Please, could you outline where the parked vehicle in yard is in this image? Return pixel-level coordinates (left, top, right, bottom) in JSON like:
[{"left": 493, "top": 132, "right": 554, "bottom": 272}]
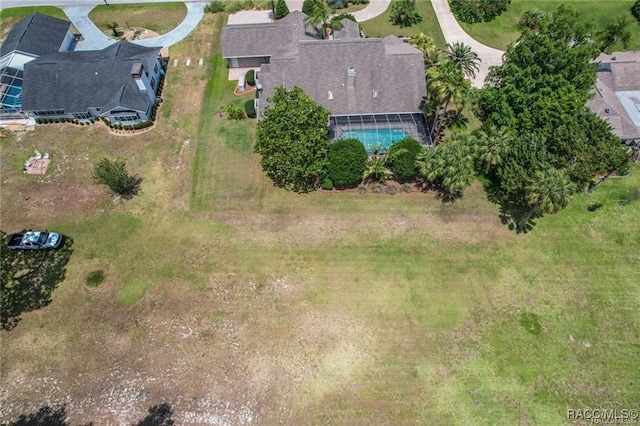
[{"left": 6, "top": 231, "right": 63, "bottom": 250}]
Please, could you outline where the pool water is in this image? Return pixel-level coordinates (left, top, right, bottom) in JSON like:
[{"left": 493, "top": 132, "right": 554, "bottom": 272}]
[{"left": 340, "top": 128, "right": 409, "bottom": 152}]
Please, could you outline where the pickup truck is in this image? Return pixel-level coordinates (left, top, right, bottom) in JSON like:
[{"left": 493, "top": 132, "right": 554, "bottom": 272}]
[{"left": 6, "top": 231, "right": 63, "bottom": 250}]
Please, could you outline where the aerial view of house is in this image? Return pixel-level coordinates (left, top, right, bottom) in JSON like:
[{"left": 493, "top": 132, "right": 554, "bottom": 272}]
[{"left": 0, "top": 0, "right": 638, "bottom": 423}]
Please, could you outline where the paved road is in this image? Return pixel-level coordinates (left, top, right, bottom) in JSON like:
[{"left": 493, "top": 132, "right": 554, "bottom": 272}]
[{"left": 430, "top": 0, "right": 504, "bottom": 87}]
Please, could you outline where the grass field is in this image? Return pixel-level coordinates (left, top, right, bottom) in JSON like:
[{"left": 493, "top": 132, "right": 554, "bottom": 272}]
[
  {"left": 88, "top": 3, "right": 187, "bottom": 35},
  {"left": 1, "top": 6, "right": 639, "bottom": 425},
  {"left": 458, "top": 0, "right": 640, "bottom": 50},
  {"left": 360, "top": 0, "right": 447, "bottom": 46}
]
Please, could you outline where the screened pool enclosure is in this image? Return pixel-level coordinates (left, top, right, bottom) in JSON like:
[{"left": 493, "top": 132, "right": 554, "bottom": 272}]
[{"left": 328, "top": 113, "right": 432, "bottom": 152}]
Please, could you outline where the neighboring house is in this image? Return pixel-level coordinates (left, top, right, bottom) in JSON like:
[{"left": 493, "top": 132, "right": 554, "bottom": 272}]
[
  {"left": 587, "top": 52, "right": 640, "bottom": 150},
  {"left": 1, "top": 13, "right": 163, "bottom": 125},
  {"left": 23, "top": 41, "right": 163, "bottom": 125},
  {"left": 0, "top": 13, "right": 75, "bottom": 118},
  {"left": 222, "top": 11, "right": 431, "bottom": 146}
]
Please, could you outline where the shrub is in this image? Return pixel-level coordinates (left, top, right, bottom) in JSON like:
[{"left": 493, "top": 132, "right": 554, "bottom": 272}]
[
  {"left": 449, "top": 0, "right": 511, "bottom": 24},
  {"left": 93, "top": 158, "right": 143, "bottom": 199},
  {"left": 388, "top": 137, "right": 423, "bottom": 182},
  {"left": 244, "top": 100, "right": 256, "bottom": 118},
  {"left": 227, "top": 104, "right": 245, "bottom": 120},
  {"left": 274, "top": 0, "right": 290, "bottom": 19},
  {"left": 632, "top": 0, "right": 640, "bottom": 23},
  {"left": 327, "top": 0, "right": 348, "bottom": 9},
  {"left": 618, "top": 163, "right": 631, "bottom": 176},
  {"left": 326, "top": 138, "right": 368, "bottom": 189},
  {"left": 245, "top": 69, "right": 256, "bottom": 86},
  {"left": 225, "top": 1, "right": 244, "bottom": 13},
  {"left": 389, "top": 0, "right": 422, "bottom": 28},
  {"left": 302, "top": 0, "right": 322, "bottom": 15},
  {"left": 321, "top": 177, "right": 334, "bottom": 190},
  {"left": 205, "top": 0, "right": 224, "bottom": 13},
  {"left": 86, "top": 270, "right": 105, "bottom": 288}
]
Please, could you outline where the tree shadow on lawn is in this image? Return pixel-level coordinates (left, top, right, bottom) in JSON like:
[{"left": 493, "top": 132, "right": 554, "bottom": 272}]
[
  {"left": 416, "top": 179, "right": 464, "bottom": 204},
  {"left": 10, "top": 403, "right": 68, "bottom": 426},
  {"left": 134, "top": 403, "right": 175, "bottom": 426},
  {"left": 482, "top": 177, "right": 537, "bottom": 234},
  {"left": 1, "top": 233, "right": 74, "bottom": 330}
]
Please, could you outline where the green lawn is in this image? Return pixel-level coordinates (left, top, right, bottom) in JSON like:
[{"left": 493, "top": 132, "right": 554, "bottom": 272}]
[
  {"left": 88, "top": 2, "right": 187, "bottom": 35},
  {"left": 360, "top": 0, "right": 447, "bottom": 46},
  {"left": 459, "top": 0, "right": 640, "bottom": 50},
  {"left": 0, "top": 6, "right": 639, "bottom": 425}
]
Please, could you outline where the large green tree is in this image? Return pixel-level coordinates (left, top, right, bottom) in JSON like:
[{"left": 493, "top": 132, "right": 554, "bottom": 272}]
[
  {"left": 517, "top": 168, "right": 575, "bottom": 232},
  {"left": 254, "top": 86, "right": 330, "bottom": 192},
  {"left": 388, "top": 0, "right": 422, "bottom": 28},
  {"left": 326, "top": 138, "right": 368, "bottom": 189},
  {"left": 474, "top": 5, "right": 627, "bottom": 193},
  {"left": 93, "top": 158, "right": 142, "bottom": 199}
]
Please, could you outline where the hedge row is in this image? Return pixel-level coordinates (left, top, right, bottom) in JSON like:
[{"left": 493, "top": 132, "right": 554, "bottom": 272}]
[{"left": 449, "top": 0, "right": 511, "bottom": 24}]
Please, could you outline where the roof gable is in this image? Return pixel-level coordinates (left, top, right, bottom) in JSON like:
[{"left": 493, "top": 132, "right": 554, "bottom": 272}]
[{"left": 0, "top": 13, "right": 71, "bottom": 57}]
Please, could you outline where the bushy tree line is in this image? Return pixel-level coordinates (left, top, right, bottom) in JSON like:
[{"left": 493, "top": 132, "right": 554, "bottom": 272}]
[
  {"left": 473, "top": 5, "right": 630, "bottom": 231},
  {"left": 632, "top": 0, "right": 640, "bottom": 23},
  {"left": 449, "top": 0, "right": 511, "bottom": 24}
]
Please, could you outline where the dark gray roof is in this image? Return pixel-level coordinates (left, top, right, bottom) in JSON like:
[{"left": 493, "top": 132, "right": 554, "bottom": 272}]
[
  {"left": 222, "top": 10, "right": 315, "bottom": 58},
  {"left": 587, "top": 51, "right": 640, "bottom": 141},
  {"left": 22, "top": 41, "right": 161, "bottom": 113},
  {"left": 333, "top": 19, "right": 360, "bottom": 40},
  {"left": 0, "top": 13, "right": 71, "bottom": 57},
  {"left": 259, "top": 37, "right": 426, "bottom": 116}
]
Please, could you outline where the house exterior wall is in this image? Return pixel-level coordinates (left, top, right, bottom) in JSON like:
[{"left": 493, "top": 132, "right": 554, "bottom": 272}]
[
  {"left": 228, "top": 56, "right": 269, "bottom": 68},
  {"left": 59, "top": 29, "right": 75, "bottom": 52}
]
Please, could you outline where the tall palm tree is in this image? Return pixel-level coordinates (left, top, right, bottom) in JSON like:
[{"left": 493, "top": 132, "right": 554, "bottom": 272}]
[
  {"left": 304, "top": 2, "right": 335, "bottom": 39},
  {"left": 416, "top": 133, "right": 475, "bottom": 196},
  {"left": 426, "top": 61, "right": 470, "bottom": 142},
  {"left": 517, "top": 168, "right": 575, "bottom": 232},
  {"left": 596, "top": 16, "right": 631, "bottom": 52},
  {"left": 445, "top": 41, "right": 481, "bottom": 80}
]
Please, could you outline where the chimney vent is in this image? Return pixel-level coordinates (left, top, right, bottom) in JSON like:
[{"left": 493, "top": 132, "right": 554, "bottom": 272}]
[
  {"left": 131, "top": 63, "right": 143, "bottom": 78},
  {"left": 347, "top": 66, "right": 355, "bottom": 88}
]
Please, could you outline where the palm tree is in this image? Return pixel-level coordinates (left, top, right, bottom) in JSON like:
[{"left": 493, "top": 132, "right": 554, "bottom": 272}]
[
  {"left": 518, "top": 8, "right": 547, "bottom": 32},
  {"left": 106, "top": 22, "right": 120, "bottom": 37},
  {"left": 426, "top": 61, "right": 470, "bottom": 142},
  {"left": 445, "top": 41, "right": 481, "bottom": 80},
  {"left": 517, "top": 168, "right": 575, "bottom": 232},
  {"left": 362, "top": 147, "right": 406, "bottom": 184},
  {"left": 416, "top": 133, "right": 475, "bottom": 196},
  {"left": 596, "top": 16, "right": 631, "bottom": 52},
  {"left": 474, "top": 127, "right": 512, "bottom": 173},
  {"left": 304, "top": 2, "right": 335, "bottom": 39}
]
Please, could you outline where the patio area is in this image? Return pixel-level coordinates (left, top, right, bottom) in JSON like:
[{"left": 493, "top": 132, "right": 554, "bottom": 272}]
[{"left": 24, "top": 152, "right": 51, "bottom": 174}]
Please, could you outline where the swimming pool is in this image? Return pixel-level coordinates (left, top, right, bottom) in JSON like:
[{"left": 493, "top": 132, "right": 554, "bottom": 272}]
[{"left": 340, "top": 128, "right": 410, "bottom": 152}]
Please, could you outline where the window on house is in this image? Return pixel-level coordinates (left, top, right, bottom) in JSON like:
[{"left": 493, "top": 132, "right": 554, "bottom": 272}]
[
  {"left": 114, "top": 114, "right": 139, "bottom": 123},
  {"left": 34, "top": 110, "right": 65, "bottom": 116},
  {"left": 73, "top": 112, "right": 93, "bottom": 120},
  {"left": 150, "top": 77, "right": 156, "bottom": 90},
  {"left": 154, "top": 63, "right": 159, "bottom": 74}
]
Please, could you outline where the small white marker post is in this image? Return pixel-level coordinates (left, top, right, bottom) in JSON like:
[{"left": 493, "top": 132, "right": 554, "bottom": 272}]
[
  {"left": 173, "top": 59, "right": 178, "bottom": 67},
  {"left": 186, "top": 58, "right": 191, "bottom": 66},
  {"left": 198, "top": 58, "right": 204, "bottom": 66}
]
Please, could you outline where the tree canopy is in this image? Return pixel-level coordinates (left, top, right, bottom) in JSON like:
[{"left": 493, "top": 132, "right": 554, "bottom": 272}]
[
  {"left": 326, "top": 138, "right": 368, "bottom": 189},
  {"left": 389, "top": 0, "right": 422, "bottom": 28},
  {"left": 254, "top": 86, "right": 330, "bottom": 193}
]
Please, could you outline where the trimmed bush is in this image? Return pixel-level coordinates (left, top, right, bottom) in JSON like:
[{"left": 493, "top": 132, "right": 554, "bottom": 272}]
[
  {"left": 388, "top": 137, "right": 423, "bottom": 183},
  {"left": 321, "top": 177, "right": 334, "bottom": 190},
  {"left": 227, "top": 104, "right": 245, "bottom": 120},
  {"left": 274, "top": 0, "right": 290, "bottom": 19},
  {"left": 245, "top": 69, "right": 256, "bottom": 86},
  {"left": 327, "top": 0, "right": 348, "bottom": 9},
  {"left": 449, "top": 0, "right": 511, "bottom": 24},
  {"left": 244, "top": 100, "right": 256, "bottom": 118},
  {"left": 326, "top": 138, "right": 368, "bottom": 189},
  {"left": 302, "top": 0, "right": 322, "bottom": 15}
]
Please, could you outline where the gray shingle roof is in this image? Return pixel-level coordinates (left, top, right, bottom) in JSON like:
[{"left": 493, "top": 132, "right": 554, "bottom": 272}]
[
  {"left": 0, "top": 13, "right": 71, "bottom": 57},
  {"left": 258, "top": 37, "right": 426, "bottom": 116},
  {"left": 22, "top": 41, "right": 161, "bottom": 113},
  {"left": 222, "top": 10, "right": 315, "bottom": 59},
  {"left": 333, "top": 19, "right": 360, "bottom": 40},
  {"left": 587, "top": 51, "right": 640, "bottom": 141}
]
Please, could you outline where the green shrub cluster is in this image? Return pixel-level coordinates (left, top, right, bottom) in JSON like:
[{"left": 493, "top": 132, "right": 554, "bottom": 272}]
[
  {"left": 86, "top": 270, "right": 105, "bottom": 288},
  {"left": 245, "top": 69, "right": 256, "bottom": 86},
  {"left": 227, "top": 105, "right": 245, "bottom": 120},
  {"left": 388, "top": 138, "right": 423, "bottom": 183},
  {"left": 449, "top": 0, "right": 511, "bottom": 24},
  {"left": 326, "top": 138, "right": 368, "bottom": 189},
  {"left": 321, "top": 177, "right": 334, "bottom": 190},
  {"left": 632, "top": 0, "right": 640, "bottom": 23},
  {"left": 244, "top": 100, "right": 256, "bottom": 118},
  {"left": 206, "top": 0, "right": 272, "bottom": 13}
]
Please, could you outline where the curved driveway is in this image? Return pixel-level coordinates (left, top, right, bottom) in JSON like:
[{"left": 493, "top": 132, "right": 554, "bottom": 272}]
[
  {"left": 65, "top": 2, "right": 205, "bottom": 50},
  {"left": 285, "top": 0, "right": 391, "bottom": 22},
  {"left": 430, "top": 0, "right": 504, "bottom": 87}
]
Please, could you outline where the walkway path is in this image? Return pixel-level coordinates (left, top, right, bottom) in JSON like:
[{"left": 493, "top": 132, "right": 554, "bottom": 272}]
[
  {"left": 430, "top": 0, "right": 504, "bottom": 87},
  {"left": 285, "top": 0, "right": 391, "bottom": 22}
]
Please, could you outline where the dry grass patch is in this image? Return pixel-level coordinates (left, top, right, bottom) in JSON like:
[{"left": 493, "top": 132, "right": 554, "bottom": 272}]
[{"left": 88, "top": 3, "right": 187, "bottom": 35}]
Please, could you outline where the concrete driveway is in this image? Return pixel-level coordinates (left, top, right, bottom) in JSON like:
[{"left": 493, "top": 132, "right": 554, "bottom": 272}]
[
  {"left": 430, "top": 0, "right": 504, "bottom": 87},
  {"left": 284, "top": 0, "right": 390, "bottom": 22},
  {"left": 59, "top": 2, "right": 206, "bottom": 50}
]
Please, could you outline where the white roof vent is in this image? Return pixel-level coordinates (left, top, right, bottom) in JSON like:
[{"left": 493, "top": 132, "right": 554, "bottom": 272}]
[
  {"left": 373, "top": 89, "right": 378, "bottom": 99},
  {"left": 328, "top": 91, "right": 333, "bottom": 100}
]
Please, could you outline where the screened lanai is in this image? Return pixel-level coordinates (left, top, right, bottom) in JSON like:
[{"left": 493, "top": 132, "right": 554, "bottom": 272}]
[
  {"left": 0, "top": 66, "right": 26, "bottom": 119},
  {"left": 328, "top": 113, "right": 433, "bottom": 152}
]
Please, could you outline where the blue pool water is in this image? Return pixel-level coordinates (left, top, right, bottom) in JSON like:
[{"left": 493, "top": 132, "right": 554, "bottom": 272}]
[{"left": 340, "top": 128, "right": 409, "bottom": 152}]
